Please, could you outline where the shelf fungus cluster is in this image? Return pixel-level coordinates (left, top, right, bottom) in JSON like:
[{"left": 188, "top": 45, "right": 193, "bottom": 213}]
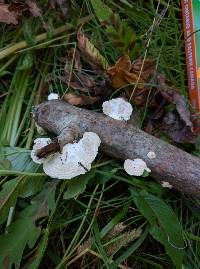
[
  {"left": 31, "top": 132, "right": 101, "bottom": 179},
  {"left": 102, "top": 98, "right": 133, "bottom": 121}
]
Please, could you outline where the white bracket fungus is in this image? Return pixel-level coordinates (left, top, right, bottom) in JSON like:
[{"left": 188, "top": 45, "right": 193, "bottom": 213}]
[
  {"left": 147, "top": 151, "right": 156, "bottom": 159},
  {"left": 124, "top": 158, "right": 151, "bottom": 176},
  {"left": 48, "top": 93, "right": 59, "bottom": 100},
  {"left": 43, "top": 132, "right": 101, "bottom": 179},
  {"left": 161, "top": 181, "right": 173, "bottom": 189},
  {"left": 102, "top": 98, "right": 133, "bottom": 121},
  {"left": 31, "top": 138, "right": 51, "bottom": 164}
]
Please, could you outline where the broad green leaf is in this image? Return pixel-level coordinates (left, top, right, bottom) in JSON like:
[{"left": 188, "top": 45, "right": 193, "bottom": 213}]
[
  {"left": 26, "top": 233, "right": 49, "bottom": 269},
  {"left": 0, "top": 176, "right": 26, "bottom": 224},
  {"left": 0, "top": 181, "right": 57, "bottom": 269},
  {"left": 63, "top": 169, "right": 96, "bottom": 200},
  {"left": 0, "top": 146, "right": 45, "bottom": 224},
  {"left": 131, "top": 189, "right": 184, "bottom": 269},
  {"left": 0, "top": 146, "right": 40, "bottom": 174}
]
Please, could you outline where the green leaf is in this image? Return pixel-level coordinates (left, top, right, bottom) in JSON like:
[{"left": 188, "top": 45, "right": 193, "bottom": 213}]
[
  {"left": 90, "top": 0, "right": 137, "bottom": 53},
  {"left": 17, "top": 53, "right": 33, "bottom": 71},
  {"left": 0, "top": 176, "right": 26, "bottom": 224},
  {"left": 90, "top": 0, "right": 112, "bottom": 22},
  {"left": 0, "top": 181, "right": 57, "bottom": 269},
  {"left": 130, "top": 189, "right": 184, "bottom": 269},
  {"left": 26, "top": 233, "right": 49, "bottom": 269},
  {"left": 100, "top": 201, "right": 131, "bottom": 238},
  {"left": 94, "top": 165, "right": 113, "bottom": 184},
  {"left": 0, "top": 159, "right": 11, "bottom": 170},
  {"left": 63, "top": 169, "right": 96, "bottom": 200},
  {"left": 0, "top": 146, "right": 40, "bottom": 174}
]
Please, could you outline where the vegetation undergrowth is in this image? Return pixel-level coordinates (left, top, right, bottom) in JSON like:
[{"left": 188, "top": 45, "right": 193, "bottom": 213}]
[{"left": 0, "top": 1, "right": 200, "bottom": 268}]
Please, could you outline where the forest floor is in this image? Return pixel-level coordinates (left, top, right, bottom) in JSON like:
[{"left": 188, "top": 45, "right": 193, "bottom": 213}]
[{"left": 0, "top": 1, "right": 200, "bottom": 268}]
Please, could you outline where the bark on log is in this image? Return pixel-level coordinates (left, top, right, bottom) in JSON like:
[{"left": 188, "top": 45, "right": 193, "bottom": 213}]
[{"left": 33, "top": 100, "right": 200, "bottom": 196}]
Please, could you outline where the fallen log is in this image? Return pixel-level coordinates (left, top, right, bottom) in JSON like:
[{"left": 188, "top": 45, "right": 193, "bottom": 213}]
[{"left": 33, "top": 100, "right": 200, "bottom": 196}]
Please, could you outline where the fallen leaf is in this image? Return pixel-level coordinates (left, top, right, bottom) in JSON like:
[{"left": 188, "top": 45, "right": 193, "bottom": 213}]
[
  {"left": 63, "top": 93, "right": 99, "bottom": 106},
  {"left": 77, "top": 30, "right": 109, "bottom": 71},
  {"left": 107, "top": 55, "right": 144, "bottom": 89},
  {"left": 0, "top": 4, "right": 18, "bottom": 24},
  {"left": 60, "top": 50, "right": 102, "bottom": 93},
  {"left": 26, "top": 0, "right": 42, "bottom": 18},
  {"left": 158, "top": 74, "right": 193, "bottom": 130},
  {"left": 50, "top": 0, "right": 69, "bottom": 18},
  {"left": 162, "top": 112, "right": 196, "bottom": 143},
  {"left": 0, "top": 1, "right": 43, "bottom": 25},
  {"left": 68, "top": 47, "right": 82, "bottom": 70},
  {"left": 131, "top": 58, "right": 155, "bottom": 81}
]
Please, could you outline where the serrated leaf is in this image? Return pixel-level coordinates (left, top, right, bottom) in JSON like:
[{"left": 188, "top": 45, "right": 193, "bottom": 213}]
[
  {"left": 63, "top": 169, "right": 96, "bottom": 200},
  {"left": 25, "top": 233, "right": 49, "bottom": 269},
  {"left": 77, "top": 31, "right": 109, "bottom": 70},
  {"left": 0, "top": 176, "right": 26, "bottom": 224},
  {"left": 0, "top": 181, "right": 57, "bottom": 269},
  {"left": 130, "top": 189, "right": 184, "bottom": 269}
]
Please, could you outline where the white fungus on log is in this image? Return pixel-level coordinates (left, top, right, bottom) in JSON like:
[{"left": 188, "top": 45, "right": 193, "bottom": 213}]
[
  {"left": 147, "top": 151, "right": 156, "bottom": 159},
  {"left": 48, "top": 93, "right": 59, "bottom": 100},
  {"left": 31, "top": 138, "right": 51, "bottom": 164},
  {"left": 161, "top": 181, "right": 173, "bottom": 189},
  {"left": 102, "top": 98, "right": 133, "bottom": 121},
  {"left": 124, "top": 158, "right": 151, "bottom": 176},
  {"left": 35, "top": 122, "right": 46, "bottom": 135},
  {"left": 43, "top": 132, "right": 101, "bottom": 179}
]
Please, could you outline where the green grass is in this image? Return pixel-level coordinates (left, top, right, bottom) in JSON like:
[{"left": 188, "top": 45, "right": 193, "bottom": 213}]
[{"left": 0, "top": 1, "right": 200, "bottom": 268}]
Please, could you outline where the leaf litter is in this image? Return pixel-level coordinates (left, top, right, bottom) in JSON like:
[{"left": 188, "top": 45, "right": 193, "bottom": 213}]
[{"left": 60, "top": 38, "right": 195, "bottom": 144}]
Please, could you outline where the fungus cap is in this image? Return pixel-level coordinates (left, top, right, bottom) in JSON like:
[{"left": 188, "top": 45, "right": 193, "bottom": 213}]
[
  {"left": 48, "top": 93, "right": 59, "bottom": 100},
  {"left": 102, "top": 98, "right": 133, "bottom": 121},
  {"left": 43, "top": 132, "right": 101, "bottom": 179},
  {"left": 161, "top": 181, "right": 173, "bottom": 189},
  {"left": 147, "top": 151, "right": 156, "bottom": 159},
  {"left": 31, "top": 138, "right": 51, "bottom": 164},
  {"left": 124, "top": 158, "right": 151, "bottom": 176}
]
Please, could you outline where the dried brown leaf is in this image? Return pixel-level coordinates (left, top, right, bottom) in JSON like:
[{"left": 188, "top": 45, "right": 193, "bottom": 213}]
[
  {"left": 68, "top": 48, "right": 82, "bottom": 70},
  {"left": 0, "top": 4, "right": 18, "bottom": 24},
  {"left": 131, "top": 58, "right": 155, "bottom": 81},
  {"left": 63, "top": 93, "right": 99, "bottom": 106},
  {"left": 158, "top": 74, "right": 193, "bottom": 130},
  {"left": 162, "top": 112, "right": 196, "bottom": 143},
  {"left": 77, "top": 30, "right": 109, "bottom": 71},
  {"left": 26, "top": 0, "right": 42, "bottom": 17}
]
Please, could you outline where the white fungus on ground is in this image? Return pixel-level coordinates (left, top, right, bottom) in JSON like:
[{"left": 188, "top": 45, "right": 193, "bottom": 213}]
[
  {"left": 31, "top": 138, "right": 51, "bottom": 164},
  {"left": 161, "top": 181, "right": 173, "bottom": 189},
  {"left": 43, "top": 132, "right": 101, "bottom": 179},
  {"left": 147, "top": 151, "right": 156, "bottom": 159},
  {"left": 124, "top": 158, "right": 151, "bottom": 176},
  {"left": 48, "top": 93, "right": 59, "bottom": 100},
  {"left": 102, "top": 98, "right": 133, "bottom": 121}
]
